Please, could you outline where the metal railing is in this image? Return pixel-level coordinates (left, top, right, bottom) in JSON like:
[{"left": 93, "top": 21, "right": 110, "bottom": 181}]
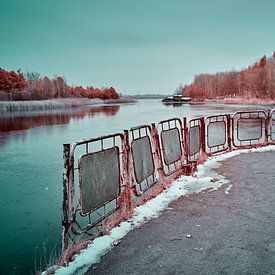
[{"left": 61, "top": 109, "right": 274, "bottom": 256}]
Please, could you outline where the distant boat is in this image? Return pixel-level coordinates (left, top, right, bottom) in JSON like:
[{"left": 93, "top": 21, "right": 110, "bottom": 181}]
[{"left": 162, "top": 95, "right": 191, "bottom": 103}]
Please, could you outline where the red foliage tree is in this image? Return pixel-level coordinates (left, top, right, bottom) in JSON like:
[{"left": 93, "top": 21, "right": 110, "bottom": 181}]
[
  {"left": 259, "top": 55, "right": 267, "bottom": 67},
  {"left": 0, "top": 67, "right": 120, "bottom": 101},
  {"left": 182, "top": 52, "right": 275, "bottom": 100},
  {"left": 0, "top": 69, "right": 28, "bottom": 92}
]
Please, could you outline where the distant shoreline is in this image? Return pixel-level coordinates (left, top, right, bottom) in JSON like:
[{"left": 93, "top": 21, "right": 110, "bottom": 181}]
[
  {"left": 204, "top": 97, "right": 275, "bottom": 105},
  {"left": 1, "top": 96, "right": 273, "bottom": 113},
  {"left": 0, "top": 97, "right": 137, "bottom": 112}
]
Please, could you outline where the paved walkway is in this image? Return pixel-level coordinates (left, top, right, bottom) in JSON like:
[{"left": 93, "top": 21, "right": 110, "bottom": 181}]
[{"left": 86, "top": 151, "right": 275, "bottom": 275}]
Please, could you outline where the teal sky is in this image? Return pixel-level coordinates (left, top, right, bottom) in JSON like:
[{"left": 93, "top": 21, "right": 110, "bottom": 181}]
[{"left": 1, "top": 0, "right": 275, "bottom": 94}]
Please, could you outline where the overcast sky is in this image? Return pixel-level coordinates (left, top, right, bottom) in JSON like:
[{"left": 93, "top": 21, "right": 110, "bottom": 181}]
[{"left": 1, "top": 0, "right": 275, "bottom": 94}]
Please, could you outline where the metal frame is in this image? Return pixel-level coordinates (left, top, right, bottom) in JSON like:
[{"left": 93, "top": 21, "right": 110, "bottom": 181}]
[
  {"left": 65, "top": 133, "right": 124, "bottom": 237},
  {"left": 130, "top": 125, "right": 157, "bottom": 196},
  {"left": 158, "top": 118, "right": 185, "bottom": 176},
  {"left": 232, "top": 111, "right": 266, "bottom": 147},
  {"left": 188, "top": 118, "right": 202, "bottom": 161},
  {"left": 78, "top": 146, "right": 121, "bottom": 216},
  {"left": 205, "top": 114, "right": 229, "bottom": 154}
]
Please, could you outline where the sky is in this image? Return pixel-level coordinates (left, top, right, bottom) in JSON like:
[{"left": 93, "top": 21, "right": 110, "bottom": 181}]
[{"left": 0, "top": 0, "right": 275, "bottom": 94}]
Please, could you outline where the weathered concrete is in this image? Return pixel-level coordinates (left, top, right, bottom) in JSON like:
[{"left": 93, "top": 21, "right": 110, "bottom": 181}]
[{"left": 86, "top": 151, "right": 275, "bottom": 275}]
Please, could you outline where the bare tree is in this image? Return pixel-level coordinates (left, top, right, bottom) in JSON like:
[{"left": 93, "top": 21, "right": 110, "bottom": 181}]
[
  {"left": 174, "top": 83, "right": 183, "bottom": 95},
  {"left": 25, "top": 71, "right": 40, "bottom": 84}
]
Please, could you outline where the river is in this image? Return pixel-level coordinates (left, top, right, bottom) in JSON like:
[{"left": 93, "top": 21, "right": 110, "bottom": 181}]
[{"left": 0, "top": 99, "right": 273, "bottom": 274}]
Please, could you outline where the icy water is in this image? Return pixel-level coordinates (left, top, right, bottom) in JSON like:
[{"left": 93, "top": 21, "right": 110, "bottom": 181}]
[{"left": 0, "top": 99, "right": 273, "bottom": 274}]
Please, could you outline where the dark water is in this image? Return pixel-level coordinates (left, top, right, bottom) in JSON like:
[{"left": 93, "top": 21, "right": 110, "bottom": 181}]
[{"left": 0, "top": 100, "right": 272, "bottom": 274}]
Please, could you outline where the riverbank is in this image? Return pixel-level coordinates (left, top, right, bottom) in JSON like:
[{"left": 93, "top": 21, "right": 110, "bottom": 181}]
[{"left": 0, "top": 97, "right": 137, "bottom": 112}]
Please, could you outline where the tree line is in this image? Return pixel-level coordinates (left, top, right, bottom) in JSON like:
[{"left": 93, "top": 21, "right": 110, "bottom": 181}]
[
  {"left": 182, "top": 52, "right": 275, "bottom": 100},
  {"left": 0, "top": 69, "right": 119, "bottom": 101}
]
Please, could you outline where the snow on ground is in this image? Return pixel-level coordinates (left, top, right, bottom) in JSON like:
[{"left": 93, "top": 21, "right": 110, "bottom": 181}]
[
  {"left": 225, "top": 184, "right": 233, "bottom": 194},
  {"left": 52, "top": 145, "right": 275, "bottom": 275}
]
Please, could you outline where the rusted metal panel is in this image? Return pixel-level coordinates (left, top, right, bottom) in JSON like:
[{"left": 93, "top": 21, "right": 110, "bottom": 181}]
[
  {"left": 161, "top": 128, "right": 182, "bottom": 165},
  {"left": 131, "top": 136, "right": 154, "bottom": 184},
  {"left": 158, "top": 118, "right": 185, "bottom": 176},
  {"left": 208, "top": 121, "right": 226, "bottom": 146},
  {"left": 205, "top": 115, "right": 228, "bottom": 154},
  {"left": 189, "top": 125, "right": 200, "bottom": 155},
  {"left": 79, "top": 147, "right": 120, "bottom": 215},
  {"left": 188, "top": 118, "right": 201, "bottom": 161},
  {"left": 130, "top": 125, "right": 157, "bottom": 196},
  {"left": 66, "top": 133, "right": 125, "bottom": 237},
  {"left": 237, "top": 118, "right": 262, "bottom": 140},
  {"left": 232, "top": 111, "right": 266, "bottom": 147}
]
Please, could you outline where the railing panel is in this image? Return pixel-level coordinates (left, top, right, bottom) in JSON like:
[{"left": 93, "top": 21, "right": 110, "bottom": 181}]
[
  {"left": 162, "top": 128, "right": 181, "bottom": 164},
  {"left": 188, "top": 118, "right": 201, "bottom": 161},
  {"left": 158, "top": 118, "right": 185, "bottom": 176},
  {"left": 130, "top": 125, "right": 157, "bottom": 195},
  {"left": 205, "top": 115, "right": 228, "bottom": 154},
  {"left": 232, "top": 111, "right": 266, "bottom": 147},
  {"left": 79, "top": 147, "right": 120, "bottom": 215},
  {"left": 69, "top": 133, "right": 124, "bottom": 236},
  {"left": 132, "top": 136, "right": 154, "bottom": 184},
  {"left": 237, "top": 118, "right": 262, "bottom": 141}
]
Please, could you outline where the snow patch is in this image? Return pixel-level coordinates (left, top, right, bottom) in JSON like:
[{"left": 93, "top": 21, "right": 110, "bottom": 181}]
[
  {"left": 52, "top": 145, "right": 275, "bottom": 275},
  {"left": 225, "top": 184, "right": 233, "bottom": 195}
]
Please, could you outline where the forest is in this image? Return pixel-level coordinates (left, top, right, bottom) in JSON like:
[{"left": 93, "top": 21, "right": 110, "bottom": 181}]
[
  {"left": 0, "top": 69, "right": 119, "bottom": 101},
  {"left": 182, "top": 52, "right": 275, "bottom": 100}
]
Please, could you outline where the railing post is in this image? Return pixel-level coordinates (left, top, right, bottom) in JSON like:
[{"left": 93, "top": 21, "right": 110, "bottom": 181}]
[
  {"left": 183, "top": 117, "right": 189, "bottom": 163},
  {"left": 231, "top": 115, "right": 235, "bottom": 149},
  {"left": 122, "top": 130, "right": 130, "bottom": 184},
  {"left": 151, "top": 123, "right": 164, "bottom": 179},
  {"left": 122, "top": 130, "right": 133, "bottom": 206},
  {"left": 265, "top": 109, "right": 271, "bottom": 143},
  {"left": 200, "top": 117, "right": 206, "bottom": 154},
  {"left": 227, "top": 114, "right": 232, "bottom": 151},
  {"left": 62, "top": 144, "right": 71, "bottom": 254}
]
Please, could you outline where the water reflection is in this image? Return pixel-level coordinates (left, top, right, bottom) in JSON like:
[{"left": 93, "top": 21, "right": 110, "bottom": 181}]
[
  {"left": 163, "top": 102, "right": 191, "bottom": 107},
  {"left": 0, "top": 105, "right": 120, "bottom": 144}
]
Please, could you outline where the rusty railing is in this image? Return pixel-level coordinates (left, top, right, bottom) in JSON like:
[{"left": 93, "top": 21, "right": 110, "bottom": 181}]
[{"left": 62, "top": 109, "right": 274, "bottom": 256}]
